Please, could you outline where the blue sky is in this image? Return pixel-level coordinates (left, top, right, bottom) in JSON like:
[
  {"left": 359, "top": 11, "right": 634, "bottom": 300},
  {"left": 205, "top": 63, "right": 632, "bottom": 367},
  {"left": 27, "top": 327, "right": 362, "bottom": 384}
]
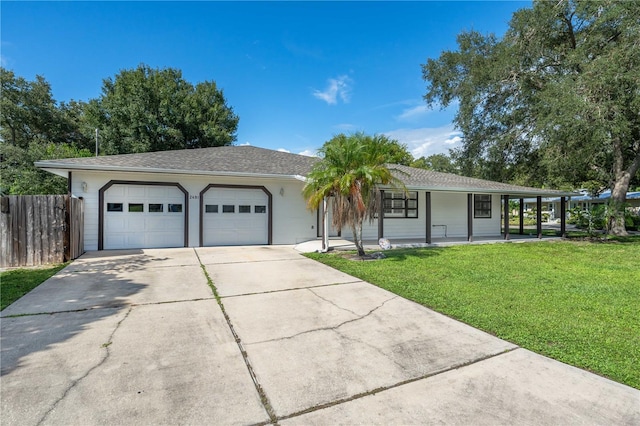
[{"left": 2, "top": 1, "right": 530, "bottom": 158}]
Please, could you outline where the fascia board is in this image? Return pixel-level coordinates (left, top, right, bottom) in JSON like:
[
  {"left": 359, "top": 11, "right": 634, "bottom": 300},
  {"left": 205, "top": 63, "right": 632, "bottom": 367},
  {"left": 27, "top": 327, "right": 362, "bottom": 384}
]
[
  {"left": 386, "top": 184, "right": 579, "bottom": 198},
  {"left": 35, "top": 163, "right": 307, "bottom": 181}
]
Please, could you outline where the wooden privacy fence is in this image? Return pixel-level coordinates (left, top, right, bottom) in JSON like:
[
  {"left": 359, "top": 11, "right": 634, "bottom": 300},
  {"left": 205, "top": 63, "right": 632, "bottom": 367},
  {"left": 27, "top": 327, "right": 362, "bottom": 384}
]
[{"left": 0, "top": 195, "right": 84, "bottom": 268}]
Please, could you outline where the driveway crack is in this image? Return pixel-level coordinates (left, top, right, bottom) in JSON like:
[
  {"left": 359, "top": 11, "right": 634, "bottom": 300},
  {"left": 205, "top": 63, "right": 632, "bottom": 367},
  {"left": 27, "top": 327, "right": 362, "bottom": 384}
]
[
  {"left": 306, "top": 288, "right": 361, "bottom": 317},
  {"left": 194, "top": 249, "right": 277, "bottom": 424},
  {"left": 36, "top": 306, "right": 133, "bottom": 425},
  {"left": 246, "top": 296, "right": 398, "bottom": 346},
  {"left": 278, "top": 346, "right": 520, "bottom": 422}
]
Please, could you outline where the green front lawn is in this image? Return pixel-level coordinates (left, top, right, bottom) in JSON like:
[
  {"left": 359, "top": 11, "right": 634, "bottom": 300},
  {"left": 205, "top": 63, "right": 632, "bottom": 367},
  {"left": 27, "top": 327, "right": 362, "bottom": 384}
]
[
  {"left": 1, "top": 264, "right": 67, "bottom": 311},
  {"left": 306, "top": 240, "right": 640, "bottom": 389}
]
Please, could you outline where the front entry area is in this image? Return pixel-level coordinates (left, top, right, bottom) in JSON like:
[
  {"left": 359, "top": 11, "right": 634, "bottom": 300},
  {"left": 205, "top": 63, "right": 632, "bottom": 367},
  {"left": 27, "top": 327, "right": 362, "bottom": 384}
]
[
  {"left": 103, "top": 183, "right": 186, "bottom": 250},
  {"left": 201, "top": 186, "right": 270, "bottom": 246}
]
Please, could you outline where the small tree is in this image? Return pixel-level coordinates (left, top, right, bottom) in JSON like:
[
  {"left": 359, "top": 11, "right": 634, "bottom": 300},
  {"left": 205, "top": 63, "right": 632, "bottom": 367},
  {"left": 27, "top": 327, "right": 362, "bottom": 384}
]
[{"left": 303, "top": 133, "right": 403, "bottom": 257}]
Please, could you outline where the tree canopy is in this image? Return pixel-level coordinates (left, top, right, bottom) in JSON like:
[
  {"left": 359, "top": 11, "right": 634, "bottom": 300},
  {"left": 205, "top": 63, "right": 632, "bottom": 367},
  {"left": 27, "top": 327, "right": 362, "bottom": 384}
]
[
  {"left": 0, "top": 68, "right": 92, "bottom": 194},
  {"left": 303, "top": 132, "right": 403, "bottom": 256},
  {"left": 1, "top": 65, "right": 240, "bottom": 194},
  {"left": 86, "top": 64, "right": 239, "bottom": 154},
  {"left": 410, "top": 153, "right": 458, "bottom": 174},
  {"left": 422, "top": 0, "right": 640, "bottom": 234}
]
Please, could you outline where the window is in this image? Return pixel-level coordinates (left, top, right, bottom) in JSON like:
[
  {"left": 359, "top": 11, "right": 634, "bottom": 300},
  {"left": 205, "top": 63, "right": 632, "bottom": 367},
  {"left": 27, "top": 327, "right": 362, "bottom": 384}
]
[
  {"left": 205, "top": 204, "right": 218, "bottom": 213},
  {"left": 255, "top": 205, "right": 266, "bottom": 213},
  {"left": 128, "top": 203, "right": 144, "bottom": 212},
  {"left": 107, "top": 203, "right": 123, "bottom": 212},
  {"left": 239, "top": 205, "right": 251, "bottom": 213},
  {"left": 168, "top": 204, "right": 183, "bottom": 213},
  {"left": 474, "top": 194, "right": 492, "bottom": 218},
  {"left": 382, "top": 191, "right": 418, "bottom": 218},
  {"left": 149, "top": 203, "right": 163, "bottom": 213},
  {"left": 222, "top": 205, "right": 235, "bottom": 213}
]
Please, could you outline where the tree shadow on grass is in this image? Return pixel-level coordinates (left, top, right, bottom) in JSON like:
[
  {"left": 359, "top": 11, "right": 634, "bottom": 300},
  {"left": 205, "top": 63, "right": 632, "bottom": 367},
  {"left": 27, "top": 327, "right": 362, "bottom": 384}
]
[{"left": 377, "top": 247, "right": 444, "bottom": 262}]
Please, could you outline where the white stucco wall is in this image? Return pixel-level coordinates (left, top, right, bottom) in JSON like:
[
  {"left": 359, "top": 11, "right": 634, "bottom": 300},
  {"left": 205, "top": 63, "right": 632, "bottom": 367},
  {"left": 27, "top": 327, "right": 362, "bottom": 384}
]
[
  {"left": 357, "top": 191, "right": 502, "bottom": 241},
  {"left": 69, "top": 169, "right": 504, "bottom": 250},
  {"left": 70, "top": 171, "right": 317, "bottom": 251}
]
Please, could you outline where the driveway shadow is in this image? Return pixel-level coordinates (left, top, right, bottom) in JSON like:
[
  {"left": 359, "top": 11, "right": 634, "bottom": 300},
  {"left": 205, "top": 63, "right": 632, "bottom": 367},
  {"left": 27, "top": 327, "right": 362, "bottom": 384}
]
[{"left": 0, "top": 252, "right": 160, "bottom": 377}]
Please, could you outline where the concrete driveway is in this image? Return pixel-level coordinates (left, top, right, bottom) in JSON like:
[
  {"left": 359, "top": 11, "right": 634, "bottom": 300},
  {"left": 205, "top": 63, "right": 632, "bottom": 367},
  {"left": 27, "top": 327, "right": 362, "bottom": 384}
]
[{"left": 1, "top": 246, "right": 638, "bottom": 425}]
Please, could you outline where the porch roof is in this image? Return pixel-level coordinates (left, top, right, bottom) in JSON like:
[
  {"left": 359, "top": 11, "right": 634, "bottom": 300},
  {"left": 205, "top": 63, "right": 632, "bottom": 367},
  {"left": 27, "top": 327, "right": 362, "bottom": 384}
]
[{"left": 387, "top": 165, "right": 578, "bottom": 197}]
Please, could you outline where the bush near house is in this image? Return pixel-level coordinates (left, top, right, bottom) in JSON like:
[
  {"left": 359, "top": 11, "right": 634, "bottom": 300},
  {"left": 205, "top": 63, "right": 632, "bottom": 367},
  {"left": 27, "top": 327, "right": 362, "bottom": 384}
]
[{"left": 569, "top": 206, "right": 640, "bottom": 233}]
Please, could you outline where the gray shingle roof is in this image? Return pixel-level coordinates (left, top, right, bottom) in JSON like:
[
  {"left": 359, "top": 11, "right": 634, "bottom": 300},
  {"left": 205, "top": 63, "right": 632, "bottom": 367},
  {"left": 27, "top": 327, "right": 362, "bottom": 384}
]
[
  {"left": 36, "top": 145, "right": 319, "bottom": 177},
  {"left": 36, "top": 145, "right": 577, "bottom": 196},
  {"left": 388, "top": 164, "right": 577, "bottom": 197}
]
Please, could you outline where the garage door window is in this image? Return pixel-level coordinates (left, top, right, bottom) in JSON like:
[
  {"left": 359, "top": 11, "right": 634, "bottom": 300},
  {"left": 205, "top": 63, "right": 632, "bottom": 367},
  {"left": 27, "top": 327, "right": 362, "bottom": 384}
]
[
  {"left": 168, "top": 204, "right": 183, "bottom": 213},
  {"left": 205, "top": 204, "right": 218, "bottom": 213},
  {"left": 222, "top": 205, "right": 235, "bottom": 213},
  {"left": 129, "top": 203, "right": 144, "bottom": 212},
  {"left": 255, "top": 205, "right": 266, "bottom": 213},
  {"left": 239, "top": 205, "right": 251, "bottom": 213},
  {"left": 107, "top": 203, "right": 123, "bottom": 212},
  {"left": 149, "top": 203, "right": 163, "bottom": 213}
]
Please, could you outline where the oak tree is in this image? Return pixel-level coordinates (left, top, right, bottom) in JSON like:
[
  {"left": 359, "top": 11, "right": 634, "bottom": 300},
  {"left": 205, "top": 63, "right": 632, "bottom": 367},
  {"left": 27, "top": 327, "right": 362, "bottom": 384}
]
[
  {"left": 422, "top": 0, "right": 640, "bottom": 234},
  {"left": 86, "top": 64, "right": 239, "bottom": 155}
]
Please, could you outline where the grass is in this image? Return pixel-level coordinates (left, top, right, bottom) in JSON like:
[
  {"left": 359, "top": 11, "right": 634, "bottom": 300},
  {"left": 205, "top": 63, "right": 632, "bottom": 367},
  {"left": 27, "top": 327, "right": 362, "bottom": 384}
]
[
  {"left": 306, "top": 239, "right": 640, "bottom": 389},
  {"left": 1, "top": 263, "right": 67, "bottom": 311}
]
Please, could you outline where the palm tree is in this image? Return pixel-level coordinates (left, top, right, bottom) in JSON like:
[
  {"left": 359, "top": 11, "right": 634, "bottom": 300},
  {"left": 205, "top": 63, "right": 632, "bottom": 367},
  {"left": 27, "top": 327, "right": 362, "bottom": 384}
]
[{"left": 303, "top": 132, "right": 404, "bottom": 257}]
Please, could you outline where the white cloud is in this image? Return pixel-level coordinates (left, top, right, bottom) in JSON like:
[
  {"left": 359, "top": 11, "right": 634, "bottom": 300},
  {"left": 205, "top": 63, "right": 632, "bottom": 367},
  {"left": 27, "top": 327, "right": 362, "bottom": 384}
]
[
  {"left": 392, "top": 99, "right": 459, "bottom": 124},
  {"left": 298, "top": 149, "right": 318, "bottom": 157},
  {"left": 239, "top": 141, "right": 251, "bottom": 146},
  {"left": 384, "top": 124, "right": 463, "bottom": 159},
  {"left": 396, "top": 104, "right": 431, "bottom": 122},
  {"left": 277, "top": 148, "right": 290, "bottom": 153},
  {"left": 332, "top": 123, "right": 358, "bottom": 132},
  {"left": 444, "top": 135, "right": 462, "bottom": 145},
  {"left": 313, "top": 75, "right": 352, "bottom": 105}
]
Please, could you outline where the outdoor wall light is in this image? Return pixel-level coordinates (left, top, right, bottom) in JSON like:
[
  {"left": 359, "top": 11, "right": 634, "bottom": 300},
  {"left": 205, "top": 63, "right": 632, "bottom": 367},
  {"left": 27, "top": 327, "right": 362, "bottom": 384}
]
[
  {"left": 279, "top": 187, "right": 285, "bottom": 196},
  {"left": 81, "top": 182, "right": 88, "bottom": 192}
]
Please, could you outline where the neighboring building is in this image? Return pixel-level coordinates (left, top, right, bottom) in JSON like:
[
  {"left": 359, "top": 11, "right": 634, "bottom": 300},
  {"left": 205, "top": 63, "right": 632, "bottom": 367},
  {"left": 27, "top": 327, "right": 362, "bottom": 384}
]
[
  {"left": 36, "top": 146, "right": 577, "bottom": 251},
  {"left": 523, "top": 190, "right": 640, "bottom": 221}
]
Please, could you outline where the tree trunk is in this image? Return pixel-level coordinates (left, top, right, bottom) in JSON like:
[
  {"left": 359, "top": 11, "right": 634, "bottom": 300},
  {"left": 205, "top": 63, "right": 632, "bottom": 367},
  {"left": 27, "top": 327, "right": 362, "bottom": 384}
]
[
  {"left": 351, "top": 216, "right": 366, "bottom": 257},
  {"left": 608, "top": 178, "right": 630, "bottom": 236},
  {"left": 608, "top": 146, "right": 640, "bottom": 236}
]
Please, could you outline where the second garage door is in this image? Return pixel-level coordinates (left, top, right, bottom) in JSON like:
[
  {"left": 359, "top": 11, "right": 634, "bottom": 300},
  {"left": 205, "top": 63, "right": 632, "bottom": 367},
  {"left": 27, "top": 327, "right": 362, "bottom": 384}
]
[{"left": 202, "top": 187, "right": 269, "bottom": 246}]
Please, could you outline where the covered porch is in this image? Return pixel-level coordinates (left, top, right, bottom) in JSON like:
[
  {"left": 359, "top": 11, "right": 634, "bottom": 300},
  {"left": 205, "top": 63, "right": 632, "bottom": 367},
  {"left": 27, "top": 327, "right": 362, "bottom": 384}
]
[
  {"left": 295, "top": 230, "right": 566, "bottom": 253},
  {"left": 311, "top": 165, "right": 578, "bottom": 253}
]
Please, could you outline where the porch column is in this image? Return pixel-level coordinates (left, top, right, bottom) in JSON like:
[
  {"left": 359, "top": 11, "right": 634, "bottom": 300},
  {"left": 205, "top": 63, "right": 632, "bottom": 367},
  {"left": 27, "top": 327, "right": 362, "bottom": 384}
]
[
  {"left": 467, "top": 193, "right": 474, "bottom": 242},
  {"left": 536, "top": 196, "right": 543, "bottom": 239},
  {"left": 378, "top": 190, "right": 384, "bottom": 240},
  {"left": 560, "top": 196, "right": 567, "bottom": 238},
  {"left": 519, "top": 198, "right": 524, "bottom": 235},
  {"left": 503, "top": 195, "right": 510, "bottom": 240},
  {"left": 425, "top": 191, "right": 432, "bottom": 244}
]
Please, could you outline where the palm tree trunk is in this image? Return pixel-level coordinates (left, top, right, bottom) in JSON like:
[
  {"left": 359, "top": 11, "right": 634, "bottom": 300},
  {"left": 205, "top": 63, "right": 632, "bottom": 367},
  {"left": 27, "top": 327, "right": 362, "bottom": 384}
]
[{"left": 351, "top": 209, "right": 366, "bottom": 257}]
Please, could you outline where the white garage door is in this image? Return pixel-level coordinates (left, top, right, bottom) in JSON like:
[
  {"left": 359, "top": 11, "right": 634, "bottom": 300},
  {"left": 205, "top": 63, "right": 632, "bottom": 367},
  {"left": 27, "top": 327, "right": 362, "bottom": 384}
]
[
  {"left": 104, "top": 184, "right": 185, "bottom": 249},
  {"left": 203, "top": 187, "right": 268, "bottom": 246}
]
